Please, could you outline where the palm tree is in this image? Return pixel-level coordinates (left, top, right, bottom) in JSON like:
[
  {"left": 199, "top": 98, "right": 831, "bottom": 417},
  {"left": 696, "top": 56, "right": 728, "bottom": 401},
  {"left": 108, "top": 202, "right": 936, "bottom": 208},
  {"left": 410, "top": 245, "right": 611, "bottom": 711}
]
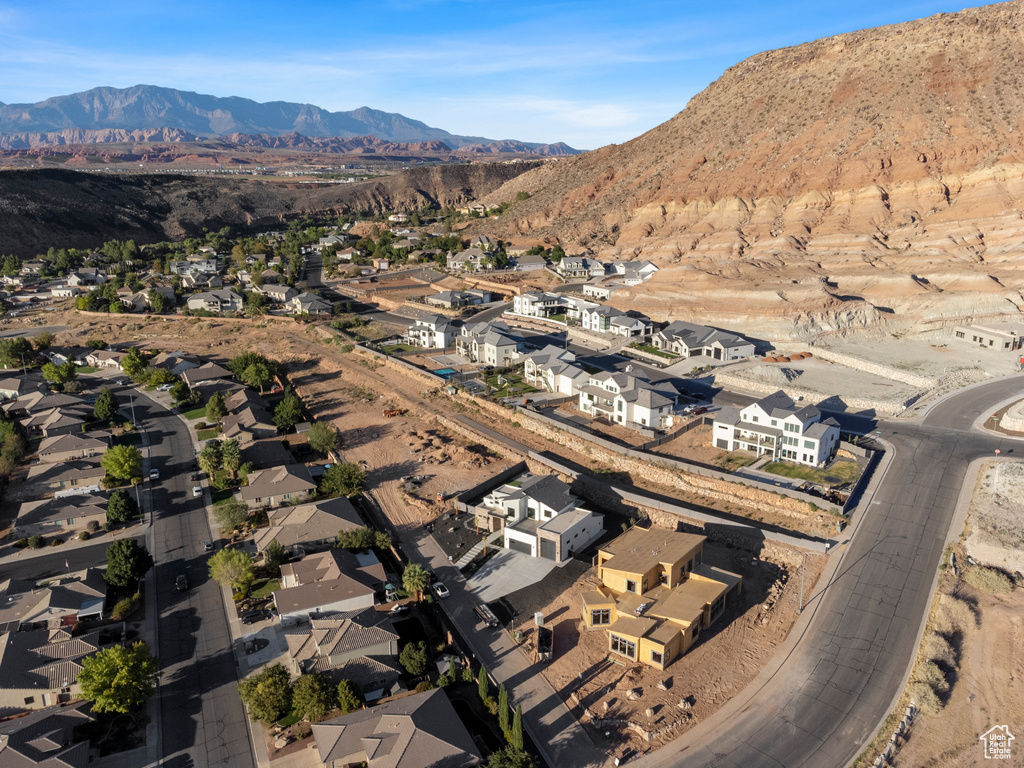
[{"left": 402, "top": 563, "right": 430, "bottom": 602}]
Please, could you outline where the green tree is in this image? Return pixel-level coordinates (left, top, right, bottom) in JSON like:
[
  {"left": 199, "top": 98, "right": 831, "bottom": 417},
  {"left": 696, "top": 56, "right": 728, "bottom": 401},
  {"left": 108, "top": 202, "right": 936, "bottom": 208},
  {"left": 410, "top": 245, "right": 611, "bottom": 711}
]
[
  {"left": 498, "top": 684, "right": 510, "bottom": 735},
  {"left": 243, "top": 290, "right": 269, "bottom": 317},
  {"left": 170, "top": 380, "right": 192, "bottom": 405},
  {"left": 336, "top": 526, "right": 382, "bottom": 551},
  {"left": 220, "top": 438, "right": 241, "bottom": 478},
  {"left": 399, "top": 641, "right": 429, "bottom": 676},
  {"left": 213, "top": 499, "right": 250, "bottom": 533},
  {"left": 336, "top": 680, "right": 361, "bottom": 714},
  {"left": 205, "top": 391, "right": 227, "bottom": 423},
  {"left": 273, "top": 387, "right": 303, "bottom": 431},
  {"left": 101, "top": 444, "right": 143, "bottom": 482},
  {"left": 319, "top": 461, "right": 365, "bottom": 498},
  {"left": 93, "top": 388, "right": 118, "bottom": 422},
  {"left": 241, "top": 361, "right": 273, "bottom": 392},
  {"left": 147, "top": 288, "right": 173, "bottom": 313},
  {"left": 0, "top": 253, "right": 20, "bottom": 277},
  {"left": 198, "top": 442, "right": 221, "bottom": 478},
  {"left": 375, "top": 530, "right": 392, "bottom": 551},
  {"left": 487, "top": 746, "right": 534, "bottom": 768},
  {"left": 510, "top": 704, "right": 524, "bottom": 751},
  {"left": 78, "top": 642, "right": 159, "bottom": 714},
  {"left": 33, "top": 331, "right": 55, "bottom": 350},
  {"left": 307, "top": 421, "right": 338, "bottom": 456},
  {"left": 0, "top": 337, "right": 32, "bottom": 369},
  {"left": 41, "top": 360, "right": 77, "bottom": 387},
  {"left": 478, "top": 666, "right": 490, "bottom": 703},
  {"left": 208, "top": 548, "right": 254, "bottom": 592},
  {"left": 264, "top": 539, "right": 289, "bottom": 574},
  {"left": 228, "top": 352, "right": 278, "bottom": 380},
  {"left": 106, "top": 489, "right": 139, "bottom": 524},
  {"left": 402, "top": 563, "right": 430, "bottom": 601},
  {"left": 292, "top": 673, "right": 336, "bottom": 723},
  {"left": 121, "top": 347, "right": 147, "bottom": 378},
  {"left": 238, "top": 663, "right": 293, "bottom": 724},
  {"left": 104, "top": 539, "right": 154, "bottom": 588}
]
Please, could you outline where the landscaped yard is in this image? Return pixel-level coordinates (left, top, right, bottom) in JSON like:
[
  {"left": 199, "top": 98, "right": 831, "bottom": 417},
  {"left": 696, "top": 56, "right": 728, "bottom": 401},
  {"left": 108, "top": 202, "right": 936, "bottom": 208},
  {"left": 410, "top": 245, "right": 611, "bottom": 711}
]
[
  {"left": 382, "top": 342, "right": 419, "bottom": 354},
  {"left": 77, "top": 366, "right": 100, "bottom": 374},
  {"left": 547, "top": 313, "right": 568, "bottom": 324},
  {"left": 196, "top": 427, "right": 220, "bottom": 441},
  {"left": 714, "top": 451, "right": 759, "bottom": 470},
  {"left": 180, "top": 403, "right": 207, "bottom": 420},
  {"left": 483, "top": 372, "right": 538, "bottom": 399},
  {"left": 763, "top": 458, "right": 862, "bottom": 486},
  {"left": 630, "top": 343, "right": 679, "bottom": 360},
  {"left": 249, "top": 579, "right": 279, "bottom": 599}
]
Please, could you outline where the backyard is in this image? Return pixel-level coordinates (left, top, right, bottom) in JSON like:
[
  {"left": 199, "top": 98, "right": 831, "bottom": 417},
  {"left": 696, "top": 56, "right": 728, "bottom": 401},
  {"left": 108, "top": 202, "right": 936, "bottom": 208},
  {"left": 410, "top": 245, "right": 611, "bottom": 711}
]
[
  {"left": 762, "top": 457, "right": 862, "bottom": 486},
  {"left": 630, "top": 343, "right": 678, "bottom": 360},
  {"left": 484, "top": 372, "right": 537, "bottom": 399}
]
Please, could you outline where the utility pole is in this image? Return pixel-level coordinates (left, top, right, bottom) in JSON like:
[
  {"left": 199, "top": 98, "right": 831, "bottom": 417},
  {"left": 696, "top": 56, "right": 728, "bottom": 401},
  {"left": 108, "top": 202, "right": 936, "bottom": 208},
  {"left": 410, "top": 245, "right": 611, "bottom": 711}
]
[{"left": 129, "top": 393, "right": 137, "bottom": 428}]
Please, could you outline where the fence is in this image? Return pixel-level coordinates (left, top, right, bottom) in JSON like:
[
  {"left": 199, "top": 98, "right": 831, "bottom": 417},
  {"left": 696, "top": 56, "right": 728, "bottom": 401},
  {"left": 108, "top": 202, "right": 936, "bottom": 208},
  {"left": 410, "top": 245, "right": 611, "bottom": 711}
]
[
  {"left": 453, "top": 460, "right": 529, "bottom": 513},
  {"left": 636, "top": 415, "right": 712, "bottom": 450}
]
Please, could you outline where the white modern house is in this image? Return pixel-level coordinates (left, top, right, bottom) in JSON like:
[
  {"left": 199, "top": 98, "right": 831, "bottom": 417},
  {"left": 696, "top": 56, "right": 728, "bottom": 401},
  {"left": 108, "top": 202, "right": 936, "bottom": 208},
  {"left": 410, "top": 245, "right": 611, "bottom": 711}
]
[
  {"left": 405, "top": 315, "right": 460, "bottom": 349},
  {"left": 455, "top": 321, "right": 523, "bottom": 366},
  {"left": 557, "top": 255, "right": 606, "bottom": 279},
  {"left": 711, "top": 390, "right": 841, "bottom": 467},
  {"left": 651, "top": 321, "right": 755, "bottom": 361},
  {"left": 580, "top": 305, "right": 652, "bottom": 339},
  {"left": 521, "top": 345, "right": 589, "bottom": 395},
  {"left": 578, "top": 370, "right": 679, "bottom": 430},
  {"left": 478, "top": 473, "right": 602, "bottom": 562},
  {"left": 512, "top": 291, "right": 564, "bottom": 318}
]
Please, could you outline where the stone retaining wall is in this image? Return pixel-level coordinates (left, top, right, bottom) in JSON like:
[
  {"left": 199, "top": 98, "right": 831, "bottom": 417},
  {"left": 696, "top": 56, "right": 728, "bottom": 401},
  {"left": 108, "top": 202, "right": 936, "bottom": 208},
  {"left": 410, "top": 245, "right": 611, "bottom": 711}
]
[{"left": 1001, "top": 399, "right": 1024, "bottom": 431}]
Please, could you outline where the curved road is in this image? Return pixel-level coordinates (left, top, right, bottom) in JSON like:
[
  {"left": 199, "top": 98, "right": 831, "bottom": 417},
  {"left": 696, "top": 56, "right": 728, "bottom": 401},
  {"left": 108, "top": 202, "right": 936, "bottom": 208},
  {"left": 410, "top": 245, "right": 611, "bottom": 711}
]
[{"left": 635, "top": 375, "right": 1024, "bottom": 768}]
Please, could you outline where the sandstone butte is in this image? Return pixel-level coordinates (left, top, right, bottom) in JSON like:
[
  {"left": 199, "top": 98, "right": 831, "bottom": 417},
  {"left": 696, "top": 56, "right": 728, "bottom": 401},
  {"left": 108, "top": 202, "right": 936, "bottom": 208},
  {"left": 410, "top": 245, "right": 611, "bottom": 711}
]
[{"left": 475, "top": 0, "right": 1024, "bottom": 340}]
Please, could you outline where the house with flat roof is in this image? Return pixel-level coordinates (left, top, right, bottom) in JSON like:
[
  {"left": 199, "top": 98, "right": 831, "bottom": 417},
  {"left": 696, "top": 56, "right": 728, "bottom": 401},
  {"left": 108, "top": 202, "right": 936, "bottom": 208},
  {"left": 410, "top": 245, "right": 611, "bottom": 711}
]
[
  {"left": 274, "top": 549, "right": 384, "bottom": 625},
  {"left": 312, "top": 688, "right": 482, "bottom": 768},
  {"left": 283, "top": 609, "right": 401, "bottom": 698},
  {"left": 651, "top": 320, "right": 755, "bottom": 361},
  {"left": 253, "top": 497, "right": 363, "bottom": 554},
  {"left": 953, "top": 322, "right": 1024, "bottom": 351},
  {"left": 239, "top": 464, "right": 315, "bottom": 509},
  {"left": 580, "top": 527, "right": 741, "bottom": 670},
  {"left": 476, "top": 472, "right": 603, "bottom": 561},
  {"left": 712, "top": 390, "right": 840, "bottom": 467},
  {"left": 578, "top": 370, "right": 679, "bottom": 431}
]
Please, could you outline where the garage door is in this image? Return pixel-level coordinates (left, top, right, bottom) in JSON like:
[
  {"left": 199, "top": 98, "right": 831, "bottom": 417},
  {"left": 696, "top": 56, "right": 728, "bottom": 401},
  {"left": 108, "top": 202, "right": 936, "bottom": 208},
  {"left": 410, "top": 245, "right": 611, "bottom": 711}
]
[
  {"left": 715, "top": 438, "right": 729, "bottom": 450},
  {"left": 507, "top": 538, "right": 533, "bottom": 556},
  {"left": 540, "top": 538, "right": 557, "bottom": 561}
]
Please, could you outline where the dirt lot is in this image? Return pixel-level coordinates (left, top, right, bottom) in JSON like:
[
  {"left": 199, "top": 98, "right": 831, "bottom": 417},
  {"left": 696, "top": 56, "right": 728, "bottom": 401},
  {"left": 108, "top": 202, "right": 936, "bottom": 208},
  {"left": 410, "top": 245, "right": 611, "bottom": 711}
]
[
  {"left": 515, "top": 541, "right": 826, "bottom": 755},
  {"left": 649, "top": 424, "right": 757, "bottom": 470},
  {"left": 961, "top": 460, "right": 1024, "bottom": 574}
]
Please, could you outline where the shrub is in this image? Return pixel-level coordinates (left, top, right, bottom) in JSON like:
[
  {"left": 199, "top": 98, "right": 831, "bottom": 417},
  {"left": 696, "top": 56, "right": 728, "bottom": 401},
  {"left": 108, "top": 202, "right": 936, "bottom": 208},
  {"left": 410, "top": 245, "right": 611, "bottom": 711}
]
[
  {"left": 914, "top": 660, "right": 949, "bottom": 694},
  {"left": 908, "top": 681, "right": 942, "bottom": 715},
  {"left": 964, "top": 565, "right": 1014, "bottom": 594},
  {"left": 78, "top": 531, "right": 90, "bottom": 541},
  {"left": 935, "top": 594, "right": 977, "bottom": 634},
  {"left": 112, "top": 596, "right": 138, "bottom": 620},
  {"left": 49, "top": 538, "right": 63, "bottom": 547},
  {"left": 413, "top": 681, "right": 435, "bottom": 693},
  {"left": 13, "top": 538, "right": 28, "bottom": 549},
  {"left": 462, "top": 666, "right": 475, "bottom": 683},
  {"left": 922, "top": 633, "right": 956, "bottom": 666},
  {"left": 27, "top": 535, "right": 44, "bottom": 549},
  {"left": 86, "top": 520, "right": 101, "bottom": 532}
]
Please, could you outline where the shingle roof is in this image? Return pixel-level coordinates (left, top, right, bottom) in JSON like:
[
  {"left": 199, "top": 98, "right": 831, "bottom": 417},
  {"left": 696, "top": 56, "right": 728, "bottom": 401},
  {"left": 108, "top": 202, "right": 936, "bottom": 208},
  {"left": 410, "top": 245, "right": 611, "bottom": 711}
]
[{"left": 0, "top": 701, "right": 93, "bottom": 768}]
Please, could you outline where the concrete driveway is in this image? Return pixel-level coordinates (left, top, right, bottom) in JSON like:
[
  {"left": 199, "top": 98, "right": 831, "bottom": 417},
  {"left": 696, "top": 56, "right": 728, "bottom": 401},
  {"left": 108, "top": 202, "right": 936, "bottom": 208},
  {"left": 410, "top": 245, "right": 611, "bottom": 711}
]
[{"left": 464, "top": 548, "right": 556, "bottom": 603}]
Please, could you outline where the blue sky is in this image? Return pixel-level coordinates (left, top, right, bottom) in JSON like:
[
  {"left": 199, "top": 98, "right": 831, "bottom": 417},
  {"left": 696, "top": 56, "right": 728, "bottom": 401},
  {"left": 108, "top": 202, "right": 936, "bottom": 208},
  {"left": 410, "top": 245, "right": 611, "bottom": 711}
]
[{"left": 0, "top": 0, "right": 976, "bottom": 148}]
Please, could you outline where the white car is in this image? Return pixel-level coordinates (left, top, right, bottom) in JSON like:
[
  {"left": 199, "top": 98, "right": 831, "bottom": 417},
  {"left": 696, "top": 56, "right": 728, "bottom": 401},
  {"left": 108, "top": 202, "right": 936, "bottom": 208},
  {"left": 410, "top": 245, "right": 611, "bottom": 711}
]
[
  {"left": 156, "top": 384, "right": 174, "bottom": 392},
  {"left": 149, "top": 469, "right": 160, "bottom": 481},
  {"left": 192, "top": 485, "right": 203, "bottom": 497},
  {"left": 432, "top": 583, "right": 450, "bottom": 599}
]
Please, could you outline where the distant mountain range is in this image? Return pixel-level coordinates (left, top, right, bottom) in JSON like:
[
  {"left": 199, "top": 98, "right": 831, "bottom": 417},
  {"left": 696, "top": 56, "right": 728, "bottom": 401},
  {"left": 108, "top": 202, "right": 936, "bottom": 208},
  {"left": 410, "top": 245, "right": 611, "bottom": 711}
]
[{"left": 0, "top": 85, "right": 580, "bottom": 155}]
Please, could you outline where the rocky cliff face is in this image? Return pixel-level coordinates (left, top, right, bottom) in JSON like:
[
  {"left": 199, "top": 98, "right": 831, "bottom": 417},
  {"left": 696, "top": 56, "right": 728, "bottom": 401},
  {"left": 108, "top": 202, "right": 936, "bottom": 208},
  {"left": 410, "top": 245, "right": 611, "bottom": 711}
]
[{"left": 478, "top": 1, "right": 1024, "bottom": 338}]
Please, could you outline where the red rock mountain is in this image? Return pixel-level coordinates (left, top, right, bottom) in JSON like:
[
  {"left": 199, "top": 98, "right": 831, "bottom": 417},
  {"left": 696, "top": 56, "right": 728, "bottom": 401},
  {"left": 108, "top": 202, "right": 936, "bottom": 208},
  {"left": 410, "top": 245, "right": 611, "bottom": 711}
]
[{"left": 478, "top": 0, "right": 1024, "bottom": 338}]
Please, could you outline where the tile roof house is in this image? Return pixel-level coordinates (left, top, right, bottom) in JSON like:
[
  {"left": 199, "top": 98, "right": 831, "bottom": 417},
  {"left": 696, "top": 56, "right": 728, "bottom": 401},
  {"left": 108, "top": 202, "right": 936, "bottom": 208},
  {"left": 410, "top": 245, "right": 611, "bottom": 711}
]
[
  {"left": 0, "top": 569, "right": 107, "bottom": 631},
  {"left": 312, "top": 688, "right": 482, "bottom": 768},
  {"left": 150, "top": 351, "right": 202, "bottom": 376},
  {"left": 36, "top": 433, "right": 108, "bottom": 464},
  {"left": 580, "top": 527, "right": 742, "bottom": 671},
  {"left": 221, "top": 403, "right": 277, "bottom": 445},
  {"left": 0, "top": 700, "right": 94, "bottom": 768},
  {"left": 650, "top": 320, "right": 755, "bottom": 361},
  {"left": 253, "top": 497, "right": 362, "bottom": 554},
  {"left": 712, "top": 390, "right": 841, "bottom": 467},
  {"left": 15, "top": 495, "right": 108, "bottom": 539},
  {"left": 284, "top": 610, "right": 400, "bottom": 696},
  {"left": 274, "top": 549, "right": 385, "bottom": 624},
  {"left": 23, "top": 462, "right": 104, "bottom": 499},
  {"left": 82, "top": 349, "right": 126, "bottom": 370},
  {"left": 0, "top": 625, "right": 119, "bottom": 710},
  {"left": 258, "top": 284, "right": 298, "bottom": 304},
  {"left": 239, "top": 464, "right": 315, "bottom": 509}
]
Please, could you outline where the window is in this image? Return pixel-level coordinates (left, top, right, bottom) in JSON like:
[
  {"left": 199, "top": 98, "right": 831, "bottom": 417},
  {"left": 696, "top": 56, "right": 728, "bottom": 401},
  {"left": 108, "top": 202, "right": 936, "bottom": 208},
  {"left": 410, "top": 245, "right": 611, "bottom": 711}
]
[
  {"left": 23, "top": 696, "right": 33, "bottom": 705},
  {"left": 591, "top": 609, "right": 610, "bottom": 625},
  {"left": 651, "top": 650, "right": 664, "bottom": 665},
  {"left": 625, "top": 580, "right": 637, "bottom": 594},
  {"left": 610, "top": 635, "right": 636, "bottom": 659},
  {"left": 804, "top": 440, "right": 815, "bottom": 449}
]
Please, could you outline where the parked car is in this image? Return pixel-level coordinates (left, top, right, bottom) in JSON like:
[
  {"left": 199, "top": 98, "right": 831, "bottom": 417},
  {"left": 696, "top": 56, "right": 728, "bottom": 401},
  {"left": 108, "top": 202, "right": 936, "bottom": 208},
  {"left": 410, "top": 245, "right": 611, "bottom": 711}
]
[
  {"left": 192, "top": 485, "right": 203, "bottom": 497},
  {"left": 175, "top": 574, "right": 188, "bottom": 592},
  {"left": 432, "top": 583, "right": 450, "bottom": 599},
  {"left": 389, "top": 603, "right": 409, "bottom": 614},
  {"left": 156, "top": 383, "right": 174, "bottom": 392},
  {"left": 690, "top": 406, "right": 708, "bottom": 416},
  {"left": 240, "top": 610, "right": 266, "bottom": 625},
  {"left": 116, "top": 379, "right": 128, "bottom": 386},
  {"left": 149, "top": 469, "right": 160, "bottom": 481}
]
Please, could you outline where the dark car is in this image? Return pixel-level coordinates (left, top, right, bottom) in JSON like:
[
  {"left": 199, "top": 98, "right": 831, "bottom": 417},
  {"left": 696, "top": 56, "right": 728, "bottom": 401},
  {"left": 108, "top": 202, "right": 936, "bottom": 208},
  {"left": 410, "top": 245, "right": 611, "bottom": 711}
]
[
  {"left": 175, "top": 574, "right": 188, "bottom": 592},
  {"left": 691, "top": 406, "right": 708, "bottom": 416},
  {"left": 240, "top": 611, "right": 264, "bottom": 625}
]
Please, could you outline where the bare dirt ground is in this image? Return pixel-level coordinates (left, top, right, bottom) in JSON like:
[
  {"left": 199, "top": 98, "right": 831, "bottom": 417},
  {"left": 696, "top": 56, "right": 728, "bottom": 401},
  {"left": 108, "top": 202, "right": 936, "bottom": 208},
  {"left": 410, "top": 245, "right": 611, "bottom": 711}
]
[
  {"left": 515, "top": 542, "right": 826, "bottom": 756},
  {"left": 648, "top": 424, "right": 756, "bottom": 470},
  {"left": 963, "top": 460, "right": 1024, "bottom": 579},
  {"left": 821, "top": 335, "right": 1021, "bottom": 382}
]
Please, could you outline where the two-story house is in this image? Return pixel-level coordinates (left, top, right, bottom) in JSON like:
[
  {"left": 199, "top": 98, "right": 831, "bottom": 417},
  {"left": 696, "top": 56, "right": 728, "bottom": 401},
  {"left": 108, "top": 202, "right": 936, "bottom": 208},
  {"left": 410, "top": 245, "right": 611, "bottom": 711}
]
[
  {"left": 711, "top": 390, "right": 841, "bottom": 467},
  {"left": 512, "top": 291, "right": 564, "bottom": 318},
  {"left": 580, "top": 305, "right": 651, "bottom": 339},
  {"left": 186, "top": 290, "right": 243, "bottom": 314},
  {"left": 557, "top": 255, "right": 606, "bottom": 279},
  {"left": 405, "top": 315, "right": 460, "bottom": 349},
  {"left": 580, "top": 527, "right": 741, "bottom": 670},
  {"left": 521, "top": 345, "right": 589, "bottom": 396},
  {"left": 578, "top": 370, "right": 678, "bottom": 430},
  {"left": 455, "top": 321, "right": 523, "bottom": 366}
]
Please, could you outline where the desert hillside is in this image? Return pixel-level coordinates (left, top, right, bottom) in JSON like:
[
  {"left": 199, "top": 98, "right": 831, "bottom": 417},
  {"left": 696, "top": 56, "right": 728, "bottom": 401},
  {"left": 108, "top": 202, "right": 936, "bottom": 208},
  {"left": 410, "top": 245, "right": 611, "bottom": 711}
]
[
  {"left": 478, "top": 1, "right": 1024, "bottom": 338},
  {"left": 0, "top": 162, "right": 537, "bottom": 256}
]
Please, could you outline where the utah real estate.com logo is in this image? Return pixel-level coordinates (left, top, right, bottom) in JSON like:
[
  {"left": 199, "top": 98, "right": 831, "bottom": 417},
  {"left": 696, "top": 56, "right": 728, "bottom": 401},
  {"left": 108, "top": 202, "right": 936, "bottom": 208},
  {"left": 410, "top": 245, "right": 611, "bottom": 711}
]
[{"left": 980, "top": 725, "right": 1014, "bottom": 760}]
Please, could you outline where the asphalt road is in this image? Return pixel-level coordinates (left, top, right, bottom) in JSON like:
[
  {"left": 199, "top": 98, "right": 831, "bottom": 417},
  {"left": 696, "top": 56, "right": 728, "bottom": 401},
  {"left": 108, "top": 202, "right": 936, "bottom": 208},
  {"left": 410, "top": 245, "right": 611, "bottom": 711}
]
[
  {"left": 635, "top": 374, "right": 1024, "bottom": 768},
  {"left": 130, "top": 388, "right": 255, "bottom": 768}
]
